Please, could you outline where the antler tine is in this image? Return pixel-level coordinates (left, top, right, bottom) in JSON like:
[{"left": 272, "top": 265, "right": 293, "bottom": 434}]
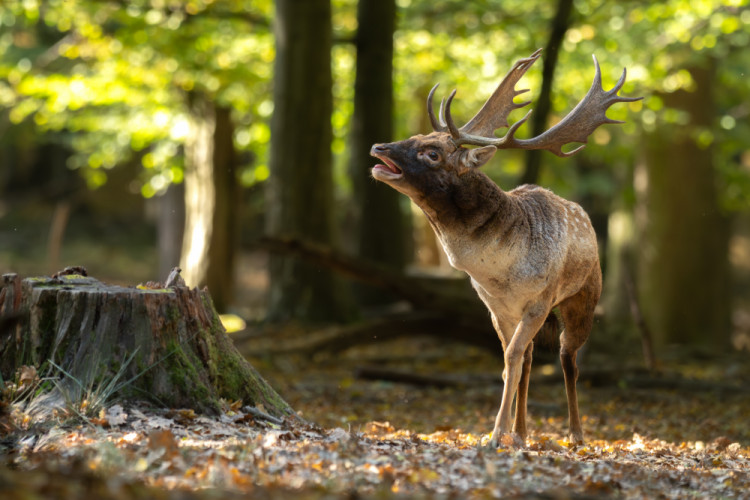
[
  {"left": 439, "top": 97, "right": 447, "bottom": 128},
  {"left": 426, "top": 83, "right": 445, "bottom": 132},
  {"left": 443, "top": 89, "right": 461, "bottom": 140},
  {"left": 591, "top": 56, "right": 622, "bottom": 126},
  {"left": 504, "top": 108, "right": 533, "bottom": 141},
  {"left": 608, "top": 65, "right": 643, "bottom": 103}
]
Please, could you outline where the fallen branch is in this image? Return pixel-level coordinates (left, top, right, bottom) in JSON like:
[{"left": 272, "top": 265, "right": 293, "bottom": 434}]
[
  {"left": 355, "top": 366, "right": 476, "bottom": 388},
  {"left": 301, "top": 311, "right": 499, "bottom": 356},
  {"left": 354, "top": 365, "right": 750, "bottom": 395},
  {"left": 243, "top": 406, "right": 285, "bottom": 426},
  {"left": 255, "top": 236, "right": 485, "bottom": 316}
]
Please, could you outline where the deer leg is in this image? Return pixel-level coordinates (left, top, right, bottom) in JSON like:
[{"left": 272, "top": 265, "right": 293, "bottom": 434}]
[
  {"left": 560, "top": 347, "right": 583, "bottom": 444},
  {"left": 512, "top": 341, "right": 534, "bottom": 440},
  {"left": 490, "top": 312, "right": 546, "bottom": 447},
  {"left": 558, "top": 270, "right": 601, "bottom": 445}
]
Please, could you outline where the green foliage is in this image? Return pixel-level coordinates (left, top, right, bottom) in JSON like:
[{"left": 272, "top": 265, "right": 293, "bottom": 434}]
[
  {"left": 1, "top": 0, "right": 273, "bottom": 195},
  {"left": 1, "top": 0, "right": 749, "bottom": 207}
]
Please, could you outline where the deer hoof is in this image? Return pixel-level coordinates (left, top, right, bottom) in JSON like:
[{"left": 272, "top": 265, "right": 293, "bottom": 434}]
[
  {"left": 489, "top": 432, "right": 525, "bottom": 449},
  {"left": 569, "top": 432, "right": 585, "bottom": 446}
]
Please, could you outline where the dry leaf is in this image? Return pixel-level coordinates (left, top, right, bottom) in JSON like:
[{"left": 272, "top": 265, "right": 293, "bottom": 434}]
[
  {"left": 18, "top": 365, "right": 38, "bottom": 387},
  {"left": 105, "top": 405, "right": 128, "bottom": 426},
  {"left": 148, "top": 429, "right": 180, "bottom": 459}
]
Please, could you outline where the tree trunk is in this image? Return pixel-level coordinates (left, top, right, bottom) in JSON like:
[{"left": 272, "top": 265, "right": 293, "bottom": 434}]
[
  {"left": 180, "top": 95, "right": 239, "bottom": 312},
  {"left": 602, "top": 206, "right": 640, "bottom": 341},
  {"left": 205, "top": 105, "right": 239, "bottom": 313},
  {"left": 518, "top": 0, "right": 574, "bottom": 186},
  {"left": 348, "top": 0, "right": 409, "bottom": 306},
  {"left": 0, "top": 272, "right": 292, "bottom": 417},
  {"left": 181, "top": 92, "right": 216, "bottom": 289},
  {"left": 157, "top": 182, "right": 185, "bottom": 280},
  {"left": 638, "top": 61, "right": 731, "bottom": 352},
  {"left": 267, "top": 0, "right": 349, "bottom": 321}
]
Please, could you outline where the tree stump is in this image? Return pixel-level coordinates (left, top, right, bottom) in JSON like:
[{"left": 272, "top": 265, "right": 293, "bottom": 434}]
[{"left": 0, "top": 271, "right": 293, "bottom": 417}]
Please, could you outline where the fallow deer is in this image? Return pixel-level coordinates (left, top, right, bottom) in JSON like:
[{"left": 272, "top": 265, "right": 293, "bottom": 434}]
[{"left": 371, "top": 49, "right": 640, "bottom": 447}]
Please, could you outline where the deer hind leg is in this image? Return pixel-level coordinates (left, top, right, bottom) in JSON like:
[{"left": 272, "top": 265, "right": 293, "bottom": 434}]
[
  {"left": 558, "top": 269, "right": 602, "bottom": 445},
  {"left": 512, "top": 341, "right": 534, "bottom": 440}
]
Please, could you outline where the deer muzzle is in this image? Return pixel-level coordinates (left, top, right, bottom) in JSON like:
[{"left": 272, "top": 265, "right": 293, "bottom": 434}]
[{"left": 370, "top": 144, "right": 403, "bottom": 181}]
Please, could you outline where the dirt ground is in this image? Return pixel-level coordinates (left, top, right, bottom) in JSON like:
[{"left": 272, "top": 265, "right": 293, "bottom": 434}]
[
  {"left": 2, "top": 234, "right": 749, "bottom": 498},
  {"left": 2, "top": 320, "right": 749, "bottom": 499}
]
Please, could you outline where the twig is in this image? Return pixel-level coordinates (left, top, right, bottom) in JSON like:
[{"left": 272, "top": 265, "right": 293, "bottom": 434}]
[{"left": 242, "top": 406, "right": 284, "bottom": 426}]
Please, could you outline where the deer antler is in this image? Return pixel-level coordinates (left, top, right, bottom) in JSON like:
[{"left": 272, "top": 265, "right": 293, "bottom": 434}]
[
  {"left": 460, "top": 48, "right": 543, "bottom": 136},
  {"left": 431, "top": 51, "right": 642, "bottom": 157},
  {"left": 427, "top": 48, "right": 542, "bottom": 136}
]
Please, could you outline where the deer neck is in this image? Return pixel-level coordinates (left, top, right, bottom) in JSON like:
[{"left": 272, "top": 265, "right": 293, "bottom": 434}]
[{"left": 415, "top": 170, "right": 518, "bottom": 268}]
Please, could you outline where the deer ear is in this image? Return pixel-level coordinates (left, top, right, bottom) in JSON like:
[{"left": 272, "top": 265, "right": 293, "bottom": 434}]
[{"left": 462, "top": 145, "right": 497, "bottom": 169}]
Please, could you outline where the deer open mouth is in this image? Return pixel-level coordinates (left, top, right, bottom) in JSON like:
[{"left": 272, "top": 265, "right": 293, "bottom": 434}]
[{"left": 371, "top": 156, "right": 403, "bottom": 181}]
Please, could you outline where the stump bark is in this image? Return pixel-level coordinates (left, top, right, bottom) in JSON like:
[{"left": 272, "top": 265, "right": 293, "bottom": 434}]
[{"left": 0, "top": 272, "right": 293, "bottom": 417}]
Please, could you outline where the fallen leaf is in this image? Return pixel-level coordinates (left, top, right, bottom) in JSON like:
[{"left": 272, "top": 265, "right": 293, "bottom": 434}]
[
  {"left": 104, "top": 405, "right": 128, "bottom": 426},
  {"left": 148, "top": 429, "right": 180, "bottom": 459},
  {"left": 18, "top": 365, "right": 38, "bottom": 387}
]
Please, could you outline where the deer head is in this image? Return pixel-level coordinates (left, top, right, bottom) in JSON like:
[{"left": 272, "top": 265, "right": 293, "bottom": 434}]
[{"left": 371, "top": 48, "right": 641, "bottom": 194}]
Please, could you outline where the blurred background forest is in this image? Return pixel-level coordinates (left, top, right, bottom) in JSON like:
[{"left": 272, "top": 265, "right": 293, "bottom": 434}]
[{"left": 1, "top": 0, "right": 750, "bottom": 363}]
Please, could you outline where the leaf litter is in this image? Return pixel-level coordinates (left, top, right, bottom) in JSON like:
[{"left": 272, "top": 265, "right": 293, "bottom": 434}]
[{"left": 2, "top": 330, "right": 750, "bottom": 499}]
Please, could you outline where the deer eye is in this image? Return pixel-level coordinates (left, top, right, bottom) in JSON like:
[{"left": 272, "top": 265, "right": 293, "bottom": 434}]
[{"left": 427, "top": 151, "right": 439, "bottom": 161}]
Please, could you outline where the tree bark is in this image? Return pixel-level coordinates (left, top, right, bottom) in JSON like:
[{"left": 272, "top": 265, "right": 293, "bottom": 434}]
[
  {"left": 0, "top": 273, "right": 292, "bottom": 417},
  {"left": 267, "top": 0, "right": 350, "bottom": 321},
  {"left": 639, "top": 61, "right": 731, "bottom": 352},
  {"left": 348, "top": 0, "right": 409, "bottom": 305}
]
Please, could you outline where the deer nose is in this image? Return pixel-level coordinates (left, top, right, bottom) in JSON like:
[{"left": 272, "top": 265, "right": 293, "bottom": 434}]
[{"left": 371, "top": 143, "right": 390, "bottom": 156}]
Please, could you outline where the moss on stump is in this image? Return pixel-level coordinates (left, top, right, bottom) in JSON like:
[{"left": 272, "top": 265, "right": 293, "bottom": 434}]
[{"left": 0, "top": 272, "right": 293, "bottom": 417}]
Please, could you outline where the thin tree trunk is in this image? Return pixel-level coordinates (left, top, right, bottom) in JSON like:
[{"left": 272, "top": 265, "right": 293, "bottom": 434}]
[
  {"left": 622, "top": 255, "right": 656, "bottom": 371},
  {"left": 267, "top": 0, "right": 349, "bottom": 321},
  {"left": 205, "top": 106, "right": 239, "bottom": 312},
  {"left": 47, "top": 201, "right": 71, "bottom": 275},
  {"left": 601, "top": 205, "right": 641, "bottom": 345},
  {"left": 518, "top": 0, "right": 574, "bottom": 186},
  {"left": 157, "top": 182, "right": 185, "bottom": 280},
  {"left": 181, "top": 92, "right": 216, "bottom": 289},
  {"left": 179, "top": 96, "right": 239, "bottom": 312},
  {"left": 348, "top": 0, "right": 408, "bottom": 305}
]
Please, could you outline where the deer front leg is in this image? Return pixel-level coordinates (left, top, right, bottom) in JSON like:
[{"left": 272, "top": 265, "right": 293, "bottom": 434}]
[
  {"left": 490, "top": 312, "right": 545, "bottom": 448},
  {"left": 512, "top": 341, "right": 534, "bottom": 440}
]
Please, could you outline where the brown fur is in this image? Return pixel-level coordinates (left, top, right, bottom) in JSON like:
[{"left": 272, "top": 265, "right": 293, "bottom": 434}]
[{"left": 372, "top": 132, "right": 601, "bottom": 446}]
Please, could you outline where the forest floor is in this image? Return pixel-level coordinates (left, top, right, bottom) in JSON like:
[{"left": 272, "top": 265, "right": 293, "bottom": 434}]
[{"left": 2, "top": 322, "right": 750, "bottom": 499}]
